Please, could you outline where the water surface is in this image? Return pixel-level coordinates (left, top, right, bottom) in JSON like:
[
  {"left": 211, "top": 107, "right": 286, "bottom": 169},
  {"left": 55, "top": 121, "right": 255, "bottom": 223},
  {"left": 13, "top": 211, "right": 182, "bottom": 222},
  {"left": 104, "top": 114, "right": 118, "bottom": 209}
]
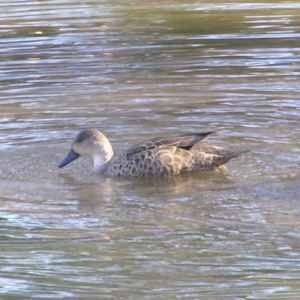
[{"left": 1, "top": 0, "right": 300, "bottom": 299}]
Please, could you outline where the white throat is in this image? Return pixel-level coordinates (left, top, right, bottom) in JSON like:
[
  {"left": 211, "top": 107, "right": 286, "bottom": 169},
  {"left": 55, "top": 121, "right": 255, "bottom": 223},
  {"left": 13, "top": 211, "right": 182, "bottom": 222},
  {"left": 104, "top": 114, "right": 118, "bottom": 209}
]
[
  {"left": 93, "top": 154, "right": 106, "bottom": 172},
  {"left": 92, "top": 151, "right": 113, "bottom": 173}
]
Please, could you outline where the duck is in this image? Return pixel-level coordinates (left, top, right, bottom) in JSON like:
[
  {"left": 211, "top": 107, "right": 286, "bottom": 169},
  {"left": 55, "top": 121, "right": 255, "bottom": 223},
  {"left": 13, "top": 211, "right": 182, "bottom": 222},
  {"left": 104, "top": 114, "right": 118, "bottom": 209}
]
[{"left": 58, "top": 129, "right": 249, "bottom": 177}]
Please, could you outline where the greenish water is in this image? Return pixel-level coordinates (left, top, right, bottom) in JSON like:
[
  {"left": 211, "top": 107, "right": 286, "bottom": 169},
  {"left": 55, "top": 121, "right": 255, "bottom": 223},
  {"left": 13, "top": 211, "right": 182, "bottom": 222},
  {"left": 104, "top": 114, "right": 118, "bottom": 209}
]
[{"left": 1, "top": 0, "right": 300, "bottom": 299}]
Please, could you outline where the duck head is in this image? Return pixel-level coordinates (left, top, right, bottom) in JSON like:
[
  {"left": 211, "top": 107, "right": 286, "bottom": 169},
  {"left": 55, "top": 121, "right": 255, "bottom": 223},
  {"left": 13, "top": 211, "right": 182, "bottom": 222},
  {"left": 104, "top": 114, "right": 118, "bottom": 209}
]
[{"left": 58, "top": 129, "right": 113, "bottom": 172}]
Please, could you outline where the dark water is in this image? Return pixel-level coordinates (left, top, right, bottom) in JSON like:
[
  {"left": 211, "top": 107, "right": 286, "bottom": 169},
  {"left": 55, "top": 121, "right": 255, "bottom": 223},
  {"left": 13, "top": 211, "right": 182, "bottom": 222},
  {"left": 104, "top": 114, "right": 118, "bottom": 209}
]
[{"left": 1, "top": 1, "right": 300, "bottom": 299}]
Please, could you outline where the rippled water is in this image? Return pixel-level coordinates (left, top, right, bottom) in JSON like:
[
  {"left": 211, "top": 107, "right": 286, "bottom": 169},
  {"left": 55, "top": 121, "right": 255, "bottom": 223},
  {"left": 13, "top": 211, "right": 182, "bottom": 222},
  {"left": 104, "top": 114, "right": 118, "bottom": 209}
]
[{"left": 1, "top": 0, "right": 300, "bottom": 299}]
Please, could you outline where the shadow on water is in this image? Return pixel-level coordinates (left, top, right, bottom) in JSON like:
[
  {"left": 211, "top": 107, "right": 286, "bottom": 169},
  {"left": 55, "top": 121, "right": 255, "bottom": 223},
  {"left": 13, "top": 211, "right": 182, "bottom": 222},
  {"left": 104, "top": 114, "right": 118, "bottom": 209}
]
[{"left": 58, "top": 169, "right": 238, "bottom": 203}]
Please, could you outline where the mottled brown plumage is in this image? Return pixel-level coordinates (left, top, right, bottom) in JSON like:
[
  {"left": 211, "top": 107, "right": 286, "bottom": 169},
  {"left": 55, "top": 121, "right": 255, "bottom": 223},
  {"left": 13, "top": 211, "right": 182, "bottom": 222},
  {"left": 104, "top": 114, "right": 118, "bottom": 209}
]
[{"left": 58, "top": 129, "right": 249, "bottom": 177}]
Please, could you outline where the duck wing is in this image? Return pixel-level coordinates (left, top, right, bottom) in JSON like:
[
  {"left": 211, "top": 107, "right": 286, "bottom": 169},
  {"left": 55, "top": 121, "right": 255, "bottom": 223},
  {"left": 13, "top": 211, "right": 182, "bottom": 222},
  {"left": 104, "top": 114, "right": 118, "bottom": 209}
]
[
  {"left": 148, "top": 132, "right": 215, "bottom": 150},
  {"left": 109, "top": 132, "right": 215, "bottom": 176},
  {"left": 190, "top": 143, "right": 250, "bottom": 171}
]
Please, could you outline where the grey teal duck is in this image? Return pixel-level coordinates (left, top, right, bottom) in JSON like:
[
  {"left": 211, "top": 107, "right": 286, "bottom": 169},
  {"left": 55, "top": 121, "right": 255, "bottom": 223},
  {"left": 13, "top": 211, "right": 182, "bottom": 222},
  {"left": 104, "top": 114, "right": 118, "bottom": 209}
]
[{"left": 58, "top": 129, "right": 249, "bottom": 177}]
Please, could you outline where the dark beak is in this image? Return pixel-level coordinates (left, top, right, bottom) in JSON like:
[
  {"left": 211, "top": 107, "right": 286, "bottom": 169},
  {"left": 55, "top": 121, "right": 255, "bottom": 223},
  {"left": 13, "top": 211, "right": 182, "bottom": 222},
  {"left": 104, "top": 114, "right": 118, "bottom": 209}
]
[{"left": 58, "top": 148, "right": 80, "bottom": 168}]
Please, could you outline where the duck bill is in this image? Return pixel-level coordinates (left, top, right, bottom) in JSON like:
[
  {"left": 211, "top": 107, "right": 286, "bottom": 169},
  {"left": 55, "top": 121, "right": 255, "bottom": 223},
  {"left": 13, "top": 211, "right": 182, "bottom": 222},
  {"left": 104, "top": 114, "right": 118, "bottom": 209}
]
[{"left": 58, "top": 148, "right": 80, "bottom": 168}]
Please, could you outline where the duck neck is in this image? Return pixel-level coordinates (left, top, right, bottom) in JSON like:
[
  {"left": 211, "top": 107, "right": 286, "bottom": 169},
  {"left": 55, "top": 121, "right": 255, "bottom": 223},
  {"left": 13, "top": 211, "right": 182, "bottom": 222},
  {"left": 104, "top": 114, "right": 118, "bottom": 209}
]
[
  {"left": 95, "top": 160, "right": 111, "bottom": 174},
  {"left": 93, "top": 153, "right": 113, "bottom": 174}
]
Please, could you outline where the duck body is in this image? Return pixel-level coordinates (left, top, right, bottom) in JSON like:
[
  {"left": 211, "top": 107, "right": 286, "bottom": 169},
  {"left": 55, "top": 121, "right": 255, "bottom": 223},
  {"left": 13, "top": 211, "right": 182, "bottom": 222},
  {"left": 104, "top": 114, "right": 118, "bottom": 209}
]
[{"left": 58, "top": 129, "right": 248, "bottom": 177}]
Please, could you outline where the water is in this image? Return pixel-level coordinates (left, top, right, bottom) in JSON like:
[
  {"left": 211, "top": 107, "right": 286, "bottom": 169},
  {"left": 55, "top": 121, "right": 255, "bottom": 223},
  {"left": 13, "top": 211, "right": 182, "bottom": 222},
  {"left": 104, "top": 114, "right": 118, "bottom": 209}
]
[{"left": 1, "top": 0, "right": 300, "bottom": 299}]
